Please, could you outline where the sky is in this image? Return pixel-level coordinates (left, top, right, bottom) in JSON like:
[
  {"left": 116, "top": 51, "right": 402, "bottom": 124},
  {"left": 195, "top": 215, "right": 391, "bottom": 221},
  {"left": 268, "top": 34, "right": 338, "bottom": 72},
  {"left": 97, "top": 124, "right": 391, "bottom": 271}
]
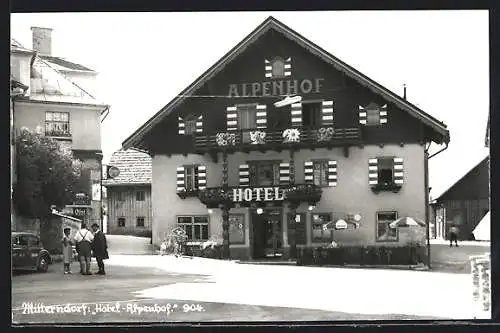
[{"left": 10, "top": 10, "right": 490, "bottom": 200}]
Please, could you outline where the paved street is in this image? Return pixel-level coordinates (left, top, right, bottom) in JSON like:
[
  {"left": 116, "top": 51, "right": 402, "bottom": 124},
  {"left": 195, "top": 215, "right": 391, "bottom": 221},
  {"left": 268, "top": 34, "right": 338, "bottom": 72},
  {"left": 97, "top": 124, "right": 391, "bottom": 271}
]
[{"left": 12, "top": 252, "right": 479, "bottom": 323}]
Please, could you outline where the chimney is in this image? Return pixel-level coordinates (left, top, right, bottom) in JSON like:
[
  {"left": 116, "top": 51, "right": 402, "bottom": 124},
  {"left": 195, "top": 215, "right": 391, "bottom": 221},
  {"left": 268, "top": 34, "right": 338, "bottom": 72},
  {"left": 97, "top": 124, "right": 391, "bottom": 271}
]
[
  {"left": 403, "top": 83, "right": 407, "bottom": 100},
  {"left": 31, "top": 27, "right": 53, "bottom": 55}
]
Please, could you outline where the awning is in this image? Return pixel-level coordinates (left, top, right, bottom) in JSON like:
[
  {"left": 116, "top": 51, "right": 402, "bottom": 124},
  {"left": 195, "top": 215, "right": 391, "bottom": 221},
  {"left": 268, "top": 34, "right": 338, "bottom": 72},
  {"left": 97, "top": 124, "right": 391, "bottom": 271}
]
[{"left": 389, "top": 216, "right": 426, "bottom": 228}]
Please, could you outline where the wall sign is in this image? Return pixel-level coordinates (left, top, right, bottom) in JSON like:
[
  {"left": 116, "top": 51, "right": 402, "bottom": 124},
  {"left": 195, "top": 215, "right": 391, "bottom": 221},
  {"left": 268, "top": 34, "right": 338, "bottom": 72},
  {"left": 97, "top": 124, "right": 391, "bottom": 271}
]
[
  {"left": 232, "top": 187, "right": 285, "bottom": 202},
  {"left": 73, "top": 208, "right": 87, "bottom": 217},
  {"left": 228, "top": 78, "right": 324, "bottom": 98}
]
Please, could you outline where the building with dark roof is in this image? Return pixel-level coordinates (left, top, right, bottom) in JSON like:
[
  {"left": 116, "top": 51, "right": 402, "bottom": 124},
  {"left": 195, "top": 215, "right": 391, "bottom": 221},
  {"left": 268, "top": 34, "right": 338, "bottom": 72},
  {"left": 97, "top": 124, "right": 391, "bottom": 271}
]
[
  {"left": 122, "top": 16, "right": 450, "bottom": 260},
  {"left": 103, "top": 149, "right": 152, "bottom": 236}
]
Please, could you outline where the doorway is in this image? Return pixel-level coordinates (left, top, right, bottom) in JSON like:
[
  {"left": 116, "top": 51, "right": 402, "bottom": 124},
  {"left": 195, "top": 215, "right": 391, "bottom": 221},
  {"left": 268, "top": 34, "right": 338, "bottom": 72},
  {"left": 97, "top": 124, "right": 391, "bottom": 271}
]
[{"left": 251, "top": 208, "right": 283, "bottom": 259}]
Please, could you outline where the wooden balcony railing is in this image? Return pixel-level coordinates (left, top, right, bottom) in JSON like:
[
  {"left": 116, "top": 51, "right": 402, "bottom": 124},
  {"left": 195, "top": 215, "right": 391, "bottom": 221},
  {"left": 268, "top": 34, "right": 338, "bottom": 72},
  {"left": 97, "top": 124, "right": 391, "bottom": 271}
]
[{"left": 194, "top": 127, "right": 361, "bottom": 152}]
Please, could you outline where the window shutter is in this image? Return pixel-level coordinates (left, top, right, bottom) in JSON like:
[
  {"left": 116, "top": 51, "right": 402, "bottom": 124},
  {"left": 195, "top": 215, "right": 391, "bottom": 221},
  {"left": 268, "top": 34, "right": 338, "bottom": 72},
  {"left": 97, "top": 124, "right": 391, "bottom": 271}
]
[
  {"left": 284, "top": 57, "right": 292, "bottom": 77},
  {"left": 256, "top": 104, "right": 267, "bottom": 129},
  {"left": 196, "top": 115, "right": 203, "bottom": 133},
  {"left": 178, "top": 117, "right": 185, "bottom": 135},
  {"left": 304, "top": 161, "right": 314, "bottom": 184},
  {"left": 291, "top": 102, "right": 303, "bottom": 127},
  {"left": 176, "top": 166, "right": 185, "bottom": 192},
  {"left": 279, "top": 162, "right": 291, "bottom": 185},
  {"left": 368, "top": 158, "right": 378, "bottom": 185},
  {"left": 321, "top": 100, "right": 334, "bottom": 126},
  {"left": 226, "top": 106, "right": 238, "bottom": 131},
  {"left": 239, "top": 164, "right": 249, "bottom": 187},
  {"left": 196, "top": 165, "right": 207, "bottom": 190},
  {"left": 359, "top": 106, "right": 367, "bottom": 125},
  {"left": 393, "top": 157, "right": 404, "bottom": 185},
  {"left": 379, "top": 104, "right": 388, "bottom": 124},
  {"left": 265, "top": 59, "right": 272, "bottom": 78},
  {"left": 327, "top": 160, "right": 337, "bottom": 187}
]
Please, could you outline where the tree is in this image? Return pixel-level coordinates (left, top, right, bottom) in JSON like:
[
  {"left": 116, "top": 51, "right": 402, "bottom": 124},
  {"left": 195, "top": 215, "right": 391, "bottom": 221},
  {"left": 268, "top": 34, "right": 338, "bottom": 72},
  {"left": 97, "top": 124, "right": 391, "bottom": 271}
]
[{"left": 13, "top": 128, "right": 82, "bottom": 220}]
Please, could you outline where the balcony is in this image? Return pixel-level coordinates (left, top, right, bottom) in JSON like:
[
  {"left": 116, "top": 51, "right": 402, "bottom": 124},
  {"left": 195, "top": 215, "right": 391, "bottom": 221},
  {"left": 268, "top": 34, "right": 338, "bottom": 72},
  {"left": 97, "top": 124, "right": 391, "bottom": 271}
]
[
  {"left": 198, "top": 184, "right": 323, "bottom": 209},
  {"left": 193, "top": 127, "right": 362, "bottom": 154}
]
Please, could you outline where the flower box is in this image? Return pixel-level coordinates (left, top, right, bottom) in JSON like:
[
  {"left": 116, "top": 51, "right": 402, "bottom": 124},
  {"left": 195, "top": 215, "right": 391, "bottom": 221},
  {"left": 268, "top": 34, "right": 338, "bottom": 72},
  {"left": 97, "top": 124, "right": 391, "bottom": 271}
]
[{"left": 284, "top": 184, "right": 322, "bottom": 204}]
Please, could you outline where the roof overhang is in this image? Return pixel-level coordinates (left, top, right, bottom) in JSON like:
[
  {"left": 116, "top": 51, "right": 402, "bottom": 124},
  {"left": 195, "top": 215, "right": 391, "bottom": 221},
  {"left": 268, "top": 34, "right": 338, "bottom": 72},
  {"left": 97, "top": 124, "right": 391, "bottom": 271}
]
[{"left": 122, "top": 16, "right": 450, "bottom": 151}]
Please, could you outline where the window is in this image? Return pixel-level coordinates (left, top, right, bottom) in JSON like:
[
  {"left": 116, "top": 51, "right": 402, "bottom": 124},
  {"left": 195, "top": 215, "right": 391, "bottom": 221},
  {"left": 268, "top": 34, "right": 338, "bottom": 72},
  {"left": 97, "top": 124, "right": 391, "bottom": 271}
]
[
  {"left": 136, "top": 217, "right": 145, "bottom": 227},
  {"left": 287, "top": 213, "right": 306, "bottom": 245},
  {"left": 136, "top": 191, "right": 145, "bottom": 201},
  {"left": 45, "top": 111, "right": 70, "bottom": 137},
  {"left": 271, "top": 58, "right": 285, "bottom": 78},
  {"left": 177, "top": 216, "right": 209, "bottom": 241},
  {"left": 301, "top": 102, "right": 322, "bottom": 127},
  {"left": 184, "top": 116, "right": 197, "bottom": 135},
  {"left": 312, "top": 160, "right": 328, "bottom": 186},
  {"left": 378, "top": 157, "right": 394, "bottom": 186},
  {"left": 237, "top": 104, "right": 257, "bottom": 130},
  {"left": 249, "top": 161, "right": 280, "bottom": 186},
  {"left": 184, "top": 165, "right": 198, "bottom": 191},
  {"left": 18, "top": 235, "right": 29, "bottom": 246},
  {"left": 376, "top": 211, "right": 398, "bottom": 241},
  {"left": 229, "top": 214, "right": 245, "bottom": 244},
  {"left": 366, "top": 108, "right": 380, "bottom": 125},
  {"left": 311, "top": 213, "right": 333, "bottom": 242},
  {"left": 118, "top": 218, "right": 126, "bottom": 227}
]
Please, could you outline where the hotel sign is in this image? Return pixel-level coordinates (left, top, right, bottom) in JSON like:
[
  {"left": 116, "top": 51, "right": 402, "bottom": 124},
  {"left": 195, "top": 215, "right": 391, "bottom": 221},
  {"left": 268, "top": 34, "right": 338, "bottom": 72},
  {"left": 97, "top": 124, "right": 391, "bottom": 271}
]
[
  {"left": 232, "top": 187, "right": 285, "bottom": 202},
  {"left": 228, "top": 78, "right": 324, "bottom": 98}
]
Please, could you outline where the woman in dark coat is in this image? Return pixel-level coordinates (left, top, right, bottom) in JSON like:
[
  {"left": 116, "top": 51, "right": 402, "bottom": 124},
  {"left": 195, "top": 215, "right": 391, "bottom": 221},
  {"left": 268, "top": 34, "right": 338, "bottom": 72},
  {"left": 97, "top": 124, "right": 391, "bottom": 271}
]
[{"left": 91, "top": 223, "right": 109, "bottom": 275}]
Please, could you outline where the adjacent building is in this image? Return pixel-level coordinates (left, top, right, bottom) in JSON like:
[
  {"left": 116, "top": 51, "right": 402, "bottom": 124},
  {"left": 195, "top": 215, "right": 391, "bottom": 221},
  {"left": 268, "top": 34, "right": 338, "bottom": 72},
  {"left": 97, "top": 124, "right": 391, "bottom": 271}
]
[
  {"left": 103, "top": 149, "right": 152, "bottom": 236},
  {"left": 122, "top": 16, "right": 450, "bottom": 260},
  {"left": 10, "top": 27, "right": 109, "bottom": 231}
]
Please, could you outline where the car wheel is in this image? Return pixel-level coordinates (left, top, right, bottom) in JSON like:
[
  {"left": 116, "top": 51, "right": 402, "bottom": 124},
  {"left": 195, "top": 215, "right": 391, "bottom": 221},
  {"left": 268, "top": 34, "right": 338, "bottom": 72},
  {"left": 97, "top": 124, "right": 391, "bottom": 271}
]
[{"left": 37, "top": 255, "right": 49, "bottom": 272}]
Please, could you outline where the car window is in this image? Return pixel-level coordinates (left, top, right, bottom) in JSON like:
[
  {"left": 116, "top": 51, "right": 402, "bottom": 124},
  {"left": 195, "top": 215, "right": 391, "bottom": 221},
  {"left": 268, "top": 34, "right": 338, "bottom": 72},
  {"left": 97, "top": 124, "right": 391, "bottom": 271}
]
[
  {"left": 11, "top": 236, "right": 18, "bottom": 245},
  {"left": 18, "top": 236, "right": 29, "bottom": 246},
  {"left": 28, "top": 236, "right": 40, "bottom": 247}
]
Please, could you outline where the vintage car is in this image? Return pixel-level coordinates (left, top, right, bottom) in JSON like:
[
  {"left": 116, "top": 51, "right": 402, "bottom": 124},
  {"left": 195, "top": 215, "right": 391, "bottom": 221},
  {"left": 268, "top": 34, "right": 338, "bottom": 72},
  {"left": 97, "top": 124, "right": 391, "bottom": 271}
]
[{"left": 11, "top": 232, "right": 52, "bottom": 272}]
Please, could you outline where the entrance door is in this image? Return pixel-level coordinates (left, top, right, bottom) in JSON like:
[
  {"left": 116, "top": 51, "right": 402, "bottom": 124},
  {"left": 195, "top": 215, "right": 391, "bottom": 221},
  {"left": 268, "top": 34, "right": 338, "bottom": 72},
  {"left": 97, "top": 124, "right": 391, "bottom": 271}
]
[{"left": 251, "top": 209, "right": 284, "bottom": 259}]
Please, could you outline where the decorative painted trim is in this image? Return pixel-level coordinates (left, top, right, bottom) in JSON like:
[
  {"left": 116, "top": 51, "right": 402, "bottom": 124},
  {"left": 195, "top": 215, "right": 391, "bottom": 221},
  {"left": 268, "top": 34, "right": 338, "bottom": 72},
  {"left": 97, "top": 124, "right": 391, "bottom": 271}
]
[
  {"left": 226, "top": 106, "right": 238, "bottom": 131},
  {"left": 255, "top": 104, "right": 267, "bottom": 129},
  {"left": 279, "top": 162, "right": 291, "bottom": 185},
  {"left": 393, "top": 157, "right": 404, "bottom": 185},
  {"left": 284, "top": 57, "right": 292, "bottom": 77},
  {"left": 178, "top": 117, "right": 185, "bottom": 135},
  {"left": 196, "top": 115, "right": 203, "bottom": 133},
  {"left": 327, "top": 160, "right": 337, "bottom": 187},
  {"left": 321, "top": 100, "right": 334, "bottom": 126},
  {"left": 359, "top": 105, "right": 367, "bottom": 125},
  {"left": 176, "top": 166, "right": 185, "bottom": 192},
  {"left": 380, "top": 104, "right": 388, "bottom": 124},
  {"left": 368, "top": 158, "right": 378, "bottom": 185},
  {"left": 304, "top": 161, "right": 314, "bottom": 184},
  {"left": 197, "top": 165, "right": 207, "bottom": 190},
  {"left": 264, "top": 59, "right": 272, "bottom": 78},
  {"left": 290, "top": 103, "right": 302, "bottom": 127},
  {"left": 239, "top": 164, "right": 249, "bottom": 187}
]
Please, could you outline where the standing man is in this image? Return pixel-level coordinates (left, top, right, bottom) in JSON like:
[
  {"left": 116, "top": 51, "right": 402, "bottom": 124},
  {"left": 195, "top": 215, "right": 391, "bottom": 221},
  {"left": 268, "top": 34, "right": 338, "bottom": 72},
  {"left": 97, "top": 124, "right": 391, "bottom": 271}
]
[
  {"left": 91, "top": 223, "right": 109, "bottom": 275},
  {"left": 449, "top": 224, "right": 460, "bottom": 247},
  {"left": 74, "top": 223, "right": 94, "bottom": 275}
]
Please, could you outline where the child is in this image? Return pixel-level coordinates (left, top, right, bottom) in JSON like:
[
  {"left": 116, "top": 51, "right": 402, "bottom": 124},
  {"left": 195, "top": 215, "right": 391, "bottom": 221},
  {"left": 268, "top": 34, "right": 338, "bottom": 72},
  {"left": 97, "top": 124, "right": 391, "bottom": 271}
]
[
  {"left": 62, "top": 227, "right": 74, "bottom": 274},
  {"left": 160, "top": 239, "right": 168, "bottom": 256}
]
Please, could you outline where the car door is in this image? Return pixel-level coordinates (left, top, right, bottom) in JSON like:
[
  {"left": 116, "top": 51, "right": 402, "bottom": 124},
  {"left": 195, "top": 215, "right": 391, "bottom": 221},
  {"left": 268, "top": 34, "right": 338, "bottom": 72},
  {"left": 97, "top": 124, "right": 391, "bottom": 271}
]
[
  {"left": 12, "top": 235, "right": 30, "bottom": 268},
  {"left": 26, "top": 235, "right": 42, "bottom": 267}
]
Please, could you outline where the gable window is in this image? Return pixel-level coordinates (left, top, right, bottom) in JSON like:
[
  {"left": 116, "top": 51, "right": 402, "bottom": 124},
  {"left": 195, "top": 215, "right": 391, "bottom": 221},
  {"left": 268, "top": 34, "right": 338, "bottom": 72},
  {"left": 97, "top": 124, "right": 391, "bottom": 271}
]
[
  {"left": 136, "top": 191, "right": 145, "bottom": 201},
  {"left": 177, "top": 216, "right": 209, "bottom": 241},
  {"left": 136, "top": 217, "right": 145, "bottom": 227},
  {"left": 366, "top": 108, "right": 380, "bottom": 125},
  {"left": 376, "top": 211, "right": 398, "bottom": 241},
  {"left": 184, "top": 117, "right": 197, "bottom": 135},
  {"left": 359, "top": 103, "right": 388, "bottom": 126},
  {"left": 311, "top": 213, "right": 333, "bottom": 242},
  {"left": 249, "top": 161, "right": 280, "bottom": 186},
  {"left": 118, "top": 217, "right": 126, "bottom": 227},
  {"left": 271, "top": 58, "right": 285, "bottom": 78},
  {"left": 301, "top": 101, "right": 322, "bottom": 128},
  {"left": 45, "top": 111, "right": 70, "bottom": 137}
]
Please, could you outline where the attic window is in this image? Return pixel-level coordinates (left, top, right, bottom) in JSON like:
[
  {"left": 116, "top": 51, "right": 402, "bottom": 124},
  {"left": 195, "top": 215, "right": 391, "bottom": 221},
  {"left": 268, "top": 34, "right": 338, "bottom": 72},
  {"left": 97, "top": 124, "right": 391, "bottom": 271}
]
[
  {"left": 359, "top": 103, "right": 388, "bottom": 126},
  {"left": 184, "top": 116, "right": 197, "bottom": 135},
  {"left": 271, "top": 58, "right": 285, "bottom": 78}
]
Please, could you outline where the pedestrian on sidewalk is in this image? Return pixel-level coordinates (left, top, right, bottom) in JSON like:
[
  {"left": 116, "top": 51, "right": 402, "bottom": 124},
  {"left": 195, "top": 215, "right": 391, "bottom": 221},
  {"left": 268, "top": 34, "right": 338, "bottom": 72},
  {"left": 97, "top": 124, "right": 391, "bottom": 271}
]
[
  {"left": 74, "top": 223, "right": 94, "bottom": 275},
  {"left": 91, "top": 223, "right": 108, "bottom": 275},
  {"left": 449, "top": 224, "right": 460, "bottom": 247},
  {"left": 61, "top": 227, "right": 74, "bottom": 274}
]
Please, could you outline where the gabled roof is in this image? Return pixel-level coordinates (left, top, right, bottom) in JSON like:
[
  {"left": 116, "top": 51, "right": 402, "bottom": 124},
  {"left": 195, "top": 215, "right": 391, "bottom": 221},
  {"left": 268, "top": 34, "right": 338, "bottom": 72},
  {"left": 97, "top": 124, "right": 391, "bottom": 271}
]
[
  {"left": 433, "top": 155, "right": 489, "bottom": 202},
  {"left": 103, "top": 148, "right": 152, "bottom": 186},
  {"left": 10, "top": 38, "right": 35, "bottom": 55},
  {"left": 123, "top": 16, "right": 450, "bottom": 150},
  {"left": 39, "top": 55, "right": 96, "bottom": 73}
]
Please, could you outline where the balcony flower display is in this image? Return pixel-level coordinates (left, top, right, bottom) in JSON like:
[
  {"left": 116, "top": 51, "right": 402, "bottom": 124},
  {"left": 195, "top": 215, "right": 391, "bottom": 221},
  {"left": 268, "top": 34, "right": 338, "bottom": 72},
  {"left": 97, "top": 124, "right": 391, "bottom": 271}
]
[
  {"left": 216, "top": 132, "right": 236, "bottom": 146},
  {"left": 283, "top": 128, "right": 301, "bottom": 143},
  {"left": 249, "top": 130, "right": 266, "bottom": 144},
  {"left": 284, "top": 184, "right": 322, "bottom": 204},
  {"left": 316, "top": 127, "right": 335, "bottom": 141}
]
